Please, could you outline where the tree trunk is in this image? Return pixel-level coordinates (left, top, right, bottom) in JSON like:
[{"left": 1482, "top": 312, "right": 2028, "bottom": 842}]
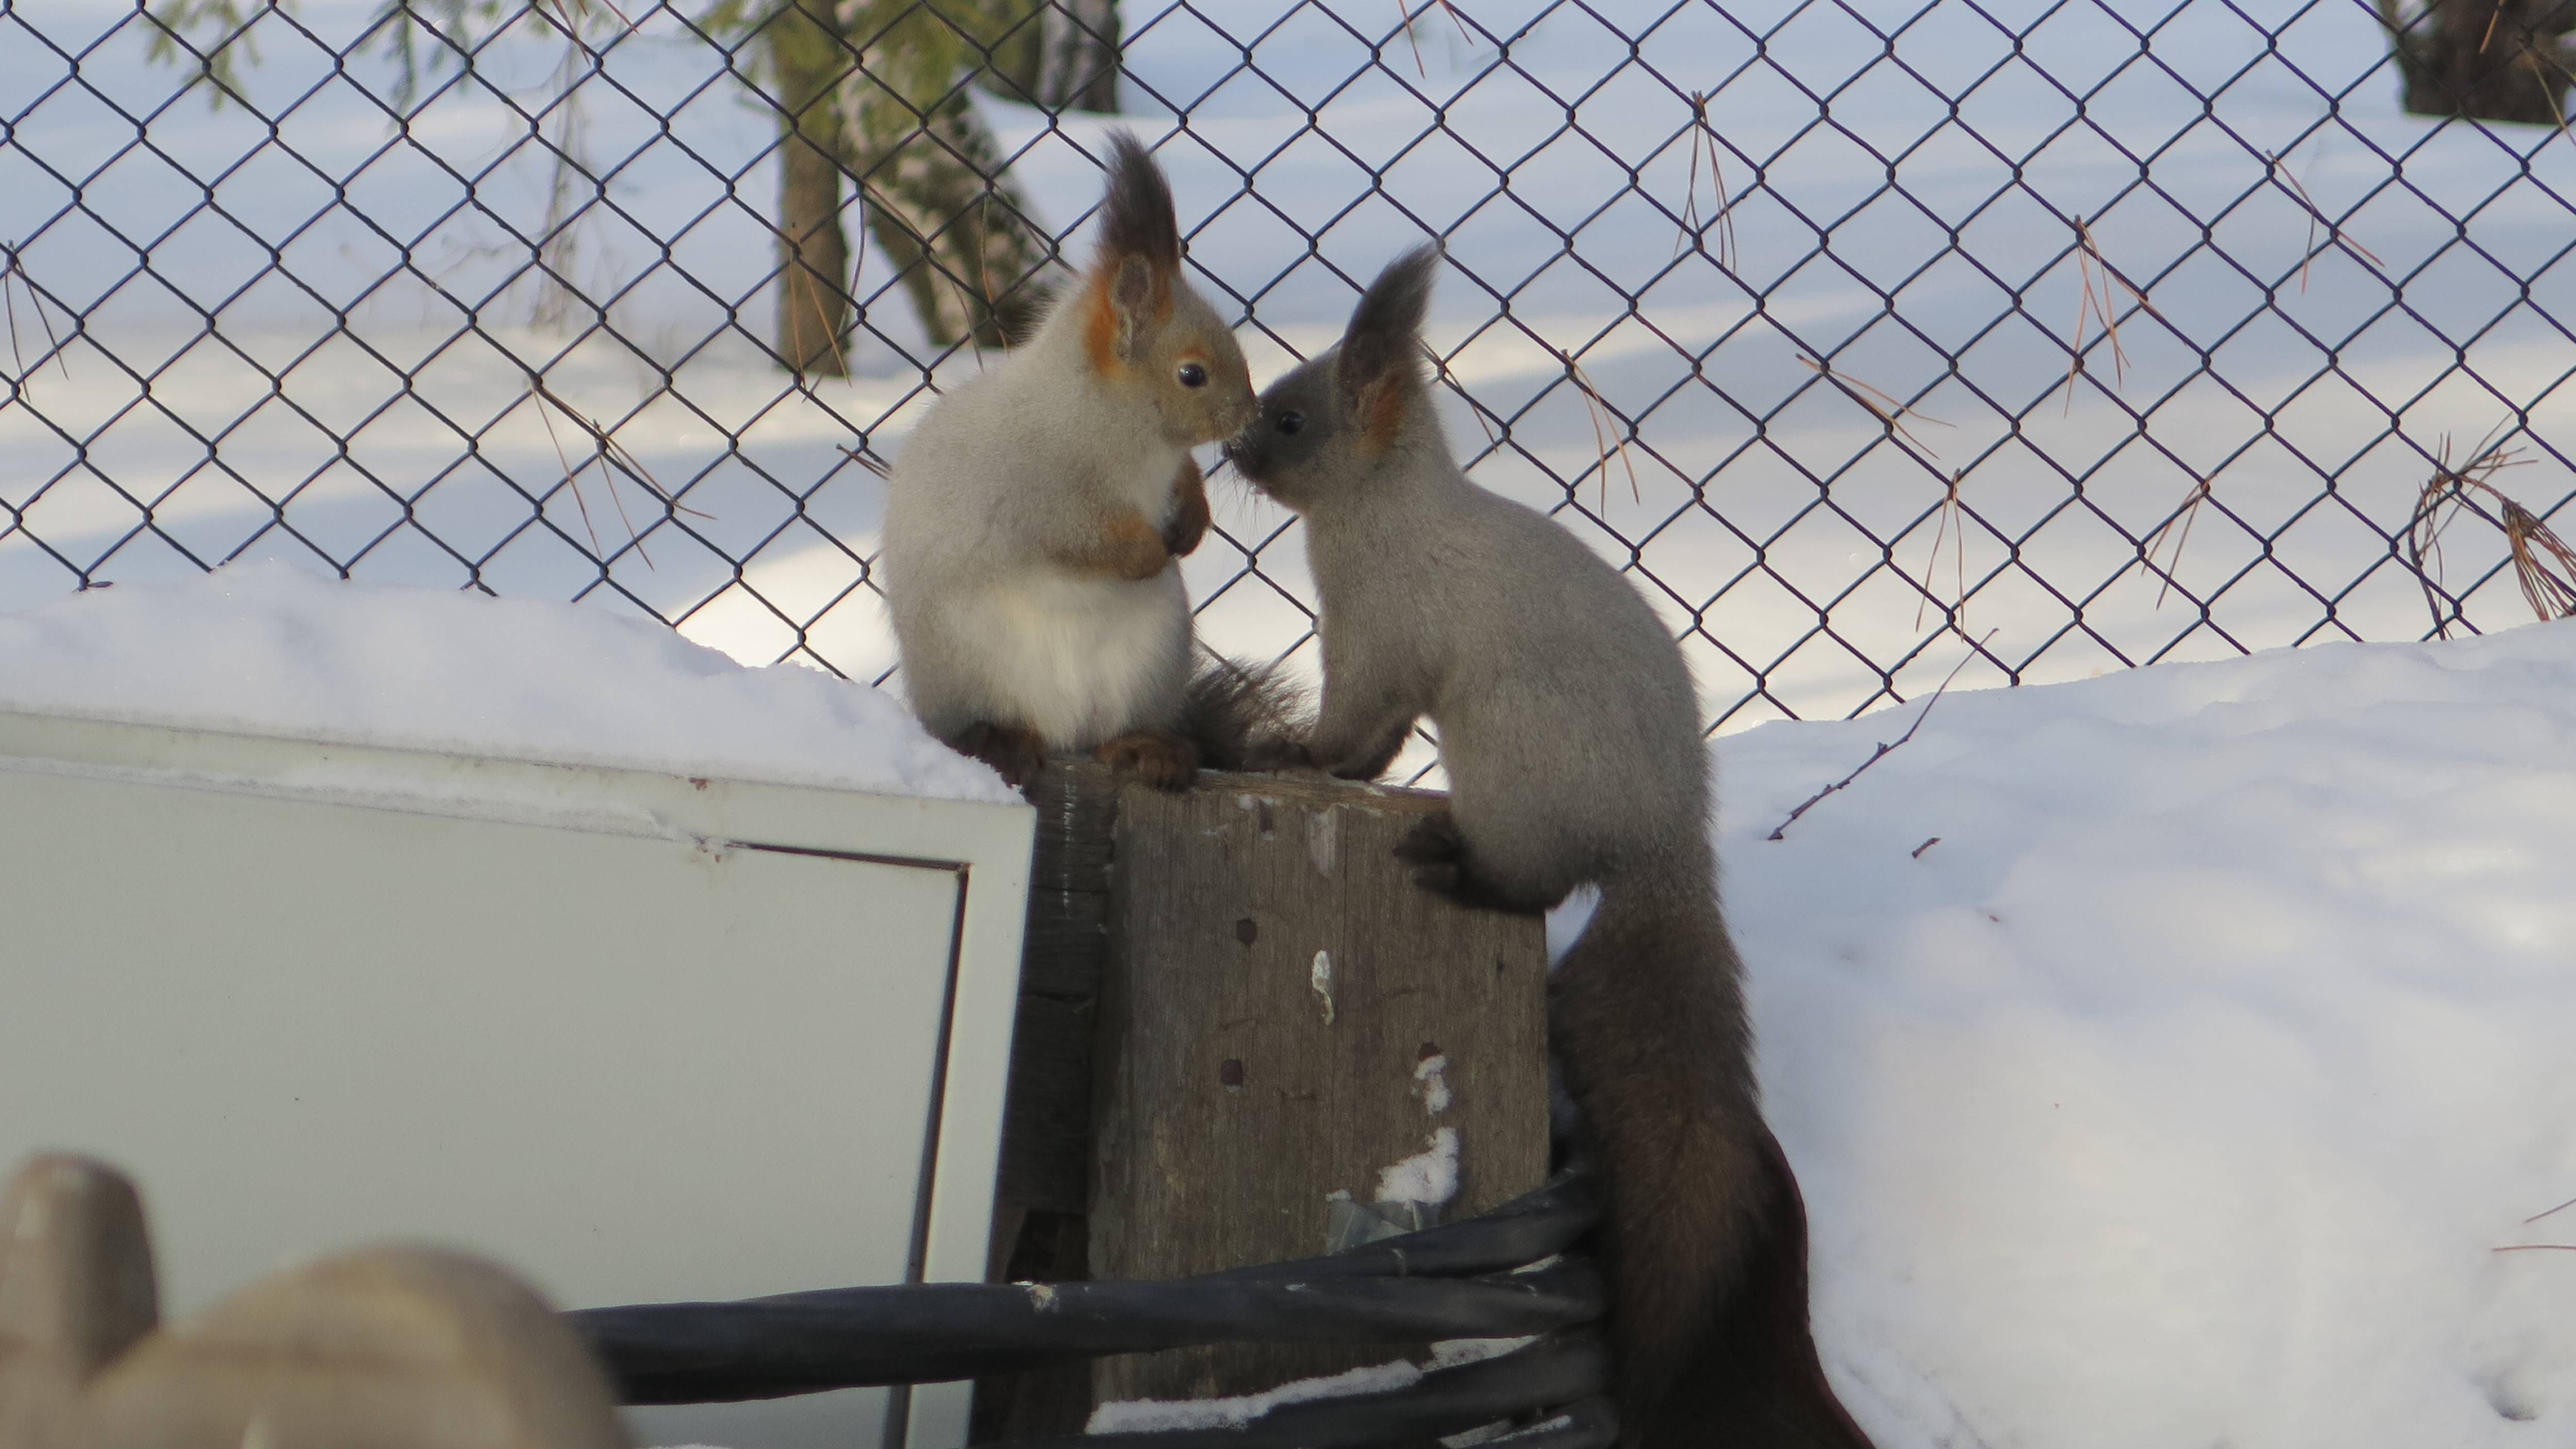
[
  {"left": 978, "top": 0, "right": 1122, "bottom": 114},
  {"left": 2382, "top": 0, "right": 2576, "bottom": 125},
  {"left": 771, "top": 0, "right": 855, "bottom": 376},
  {"left": 838, "top": 0, "right": 1058, "bottom": 353}
]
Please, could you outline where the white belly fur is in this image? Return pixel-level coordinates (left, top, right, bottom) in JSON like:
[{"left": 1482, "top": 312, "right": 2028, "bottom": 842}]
[{"left": 965, "top": 568, "right": 1189, "bottom": 749}]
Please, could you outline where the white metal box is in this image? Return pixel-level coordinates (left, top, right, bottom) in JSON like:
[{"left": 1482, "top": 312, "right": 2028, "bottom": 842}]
[{"left": 0, "top": 709, "right": 1035, "bottom": 1449}]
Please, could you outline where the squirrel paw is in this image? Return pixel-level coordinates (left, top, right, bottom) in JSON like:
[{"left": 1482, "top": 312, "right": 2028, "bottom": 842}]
[
  {"left": 1238, "top": 737, "right": 1319, "bottom": 773},
  {"left": 948, "top": 721, "right": 1049, "bottom": 790},
  {"left": 1096, "top": 730, "right": 1198, "bottom": 791},
  {"left": 1393, "top": 811, "right": 1466, "bottom": 867},
  {"left": 1397, "top": 813, "right": 1548, "bottom": 916}
]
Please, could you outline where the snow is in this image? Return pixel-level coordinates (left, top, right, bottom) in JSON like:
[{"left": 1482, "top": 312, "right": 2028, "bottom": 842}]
[
  {"left": 1086, "top": 1359, "right": 1426, "bottom": 1434},
  {"left": 1715, "top": 618, "right": 2576, "bottom": 1448},
  {"left": 8, "top": 4, "right": 2576, "bottom": 1446},
  {"left": 1375, "top": 1127, "right": 1463, "bottom": 1208},
  {"left": 0, "top": 562, "right": 1013, "bottom": 802},
  {"left": 1083, "top": 1336, "right": 1534, "bottom": 1437},
  {"left": 9, "top": 0, "right": 2575, "bottom": 752},
  {"left": 1415, "top": 1051, "right": 1454, "bottom": 1115}
]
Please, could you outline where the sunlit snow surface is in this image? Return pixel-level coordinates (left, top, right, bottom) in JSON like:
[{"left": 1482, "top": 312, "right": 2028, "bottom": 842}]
[
  {"left": 8, "top": 0, "right": 2576, "bottom": 744},
  {"left": 1719, "top": 616, "right": 2576, "bottom": 1448},
  {"left": 0, "top": 562, "right": 1012, "bottom": 800},
  {"left": 6, "top": 559, "right": 2575, "bottom": 1447}
]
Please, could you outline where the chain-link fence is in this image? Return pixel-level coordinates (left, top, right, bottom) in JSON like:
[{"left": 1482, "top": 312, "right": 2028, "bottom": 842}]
[{"left": 5, "top": 0, "right": 2574, "bottom": 750}]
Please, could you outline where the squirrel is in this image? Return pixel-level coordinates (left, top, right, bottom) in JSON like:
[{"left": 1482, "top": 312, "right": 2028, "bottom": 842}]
[
  {"left": 1223, "top": 246, "right": 1876, "bottom": 1449},
  {"left": 880, "top": 131, "right": 1284, "bottom": 792}
]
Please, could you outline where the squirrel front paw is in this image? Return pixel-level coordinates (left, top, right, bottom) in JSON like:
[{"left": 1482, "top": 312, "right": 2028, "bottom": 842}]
[
  {"left": 1162, "top": 456, "right": 1212, "bottom": 558},
  {"left": 1238, "top": 737, "right": 1319, "bottom": 773},
  {"left": 1096, "top": 730, "right": 1198, "bottom": 791},
  {"left": 948, "top": 721, "right": 1049, "bottom": 790}
]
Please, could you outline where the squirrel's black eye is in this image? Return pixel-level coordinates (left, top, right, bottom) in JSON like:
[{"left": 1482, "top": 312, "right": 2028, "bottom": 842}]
[
  {"left": 1276, "top": 411, "right": 1305, "bottom": 436},
  {"left": 1178, "top": 362, "right": 1208, "bottom": 389}
]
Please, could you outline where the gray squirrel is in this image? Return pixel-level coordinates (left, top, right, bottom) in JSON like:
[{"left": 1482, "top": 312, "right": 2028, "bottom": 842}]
[
  {"left": 1224, "top": 246, "right": 1875, "bottom": 1449},
  {"left": 880, "top": 132, "right": 1290, "bottom": 790}
]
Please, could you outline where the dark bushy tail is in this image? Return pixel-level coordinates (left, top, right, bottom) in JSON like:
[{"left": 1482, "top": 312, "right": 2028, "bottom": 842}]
[
  {"left": 1549, "top": 870, "right": 1875, "bottom": 1449},
  {"left": 1179, "top": 651, "right": 1309, "bottom": 770}
]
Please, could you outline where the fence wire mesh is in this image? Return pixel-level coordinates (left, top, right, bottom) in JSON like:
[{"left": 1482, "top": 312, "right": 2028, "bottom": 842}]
[{"left": 4, "top": 0, "right": 2574, "bottom": 753}]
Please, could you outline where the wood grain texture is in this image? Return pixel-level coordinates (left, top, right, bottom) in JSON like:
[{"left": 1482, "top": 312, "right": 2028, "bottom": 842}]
[{"left": 1089, "top": 768, "right": 1549, "bottom": 1403}]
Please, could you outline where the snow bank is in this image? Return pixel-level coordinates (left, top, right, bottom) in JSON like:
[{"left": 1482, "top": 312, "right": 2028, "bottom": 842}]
[
  {"left": 0, "top": 563, "right": 1012, "bottom": 803},
  {"left": 1375, "top": 1128, "right": 1462, "bottom": 1207},
  {"left": 1085, "top": 1360, "right": 1425, "bottom": 1434},
  {"left": 1720, "top": 619, "right": 2576, "bottom": 1449}
]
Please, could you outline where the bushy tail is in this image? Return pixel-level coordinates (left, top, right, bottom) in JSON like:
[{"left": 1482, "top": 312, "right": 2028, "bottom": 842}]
[
  {"left": 1178, "top": 651, "right": 1309, "bottom": 770},
  {"left": 1550, "top": 869, "right": 1875, "bottom": 1449}
]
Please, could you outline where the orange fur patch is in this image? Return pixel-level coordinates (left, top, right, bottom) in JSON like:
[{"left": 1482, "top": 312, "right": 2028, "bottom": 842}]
[
  {"left": 1093, "top": 508, "right": 1168, "bottom": 580},
  {"left": 1357, "top": 378, "right": 1411, "bottom": 455},
  {"left": 1082, "top": 275, "right": 1124, "bottom": 377}
]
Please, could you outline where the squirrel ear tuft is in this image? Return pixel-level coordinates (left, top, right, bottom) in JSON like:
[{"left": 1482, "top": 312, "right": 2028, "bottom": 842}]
[
  {"left": 1097, "top": 131, "right": 1182, "bottom": 275},
  {"left": 1336, "top": 244, "right": 1439, "bottom": 428}
]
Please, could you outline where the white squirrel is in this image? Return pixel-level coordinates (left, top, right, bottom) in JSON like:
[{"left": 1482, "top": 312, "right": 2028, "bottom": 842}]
[
  {"left": 1224, "top": 246, "right": 1876, "bottom": 1449},
  {"left": 880, "top": 132, "right": 1287, "bottom": 790}
]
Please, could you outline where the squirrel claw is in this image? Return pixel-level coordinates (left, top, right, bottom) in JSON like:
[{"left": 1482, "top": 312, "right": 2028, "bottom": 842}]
[
  {"left": 1392, "top": 812, "right": 1466, "bottom": 866},
  {"left": 1096, "top": 730, "right": 1198, "bottom": 792},
  {"left": 949, "top": 721, "right": 1049, "bottom": 790}
]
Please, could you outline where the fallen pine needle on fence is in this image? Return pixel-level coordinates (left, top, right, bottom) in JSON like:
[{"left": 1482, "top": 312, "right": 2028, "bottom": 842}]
[
  {"left": 2266, "top": 150, "right": 2384, "bottom": 293},
  {"left": 2138, "top": 477, "right": 2214, "bottom": 608},
  {"left": 2061, "top": 214, "right": 2159, "bottom": 413},
  {"left": 1798, "top": 355, "right": 1953, "bottom": 459},
  {"left": 527, "top": 377, "right": 713, "bottom": 570},
  {"left": 1914, "top": 468, "right": 1970, "bottom": 631},
  {"left": 1435, "top": 350, "right": 1502, "bottom": 446},
  {"left": 1673, "top": 91, "right": 1738, "bottom": 271},
  {"left": 1, "top": 242, "right": 70, "bottom": 385},
  {"left": 1769, "top": 629, "right": 1996, "bottom": 841},
  {"left": 1394, "top": 0, "right": 1475, "bottom": 79},
  {"left": 2404, "top": 426, "right": 2576, "bottom": 637},
  {"left": 1567, "top": 358, "right": 1639, "bottom": 510}
]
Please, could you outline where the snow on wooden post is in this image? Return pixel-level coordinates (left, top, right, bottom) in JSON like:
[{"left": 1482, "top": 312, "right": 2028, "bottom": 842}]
[{"left": 1087, "top": 765, "right": 1551, "bottom": 1406}]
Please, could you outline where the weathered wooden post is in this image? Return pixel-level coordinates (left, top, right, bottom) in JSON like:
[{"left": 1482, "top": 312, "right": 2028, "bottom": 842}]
[{"left": 977, "top": 763, "right": 1552, "bottom": 1431}]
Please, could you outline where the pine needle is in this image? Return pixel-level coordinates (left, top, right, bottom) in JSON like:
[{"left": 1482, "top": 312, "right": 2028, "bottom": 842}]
[
  {"left": 1673, "top": 91, "right": 1738, "bottom": 271},
  {"left": 525, "top": 375, "right": 714, "bottom": 570},
  {"left": 2060, "top": 214, "right": 2158, "bottom": 413},
  {"left": 1568, "top": 357, "right": 1639, "bottom": 510},
  {"left": 2266, "top": 151, "right": 2385, "bottom": 294},
  {"left": 1392, "top": 0, "right": 1477, "bottom": 78},
  {"left": 1913, "top": 468, "right": 1970, "bottom": 631},
  {"left": 2404, "top": 424, "right": 2574, "bottom": 637},
  {"left": 1768, "top": 629, "right": 1997, "bottom": 840},
  {"left": 2138, "top": 477, "right": 2214, "bottom": 608},
  {"left": 1, "top": 242, "right": 71, "bottom": 386},
  {"left": 1799, "top": 354, "right": 1954, "bottom": 458},
  {"left": 839, "top": 443, "right": 893, "bottom": 478}
]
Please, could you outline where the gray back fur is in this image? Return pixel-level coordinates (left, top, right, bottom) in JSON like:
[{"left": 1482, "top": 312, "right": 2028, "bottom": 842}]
[{"left": 1226, "top": 246, "right": 1712, "bottom": 903}]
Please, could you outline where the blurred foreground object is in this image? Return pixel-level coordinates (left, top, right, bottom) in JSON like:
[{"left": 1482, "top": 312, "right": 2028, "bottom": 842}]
[{"left": 0, "top": 1154, "right": 633, "bottom": 1449}]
